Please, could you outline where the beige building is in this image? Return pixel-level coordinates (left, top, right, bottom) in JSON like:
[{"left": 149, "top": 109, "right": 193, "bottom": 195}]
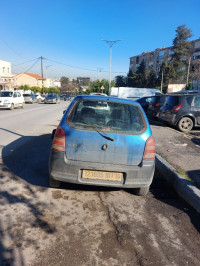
[{"left": 14, "top": 72, "right": 47, "bottom": 88}]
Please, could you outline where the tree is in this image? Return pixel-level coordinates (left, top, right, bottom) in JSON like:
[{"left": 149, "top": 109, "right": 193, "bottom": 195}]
[
  {"left": 190, "top": 59, "right": 200, "bottom": 80},
  {"left": 60, "top": 76, "right": 70, "bottom": 86},
  {"left": 170, "top": 25, "right": 193, "bottom": 82},
  {"left": 126, "top": 69, "right": 136, "bottom": 87},
  {"left": 147, "top": 67, "right": 157, "bottom": 88},
  {"left": 135, "top": 60, "right": 147, "bottom": 87},
  {"left": 86, "top": 79, "right": 115, "bottom": 95},
  {"left": 114, "top": 75, "right": 126, "bottom": 87}
]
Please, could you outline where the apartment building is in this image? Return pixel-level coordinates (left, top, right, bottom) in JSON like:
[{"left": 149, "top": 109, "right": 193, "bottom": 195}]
[{"left": 129, "top": 39, "right": 200, "bottom": 76}]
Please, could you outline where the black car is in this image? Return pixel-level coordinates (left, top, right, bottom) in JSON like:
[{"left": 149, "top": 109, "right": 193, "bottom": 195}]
[
  {"left": 159, "top": 94, "right": 200, "bottom": 132},
  {"left": 136, "top": 96, "right": 153, "bottom": 113},
  {"left": 148, "top": 95, "right": 168, "bottom": 119}
]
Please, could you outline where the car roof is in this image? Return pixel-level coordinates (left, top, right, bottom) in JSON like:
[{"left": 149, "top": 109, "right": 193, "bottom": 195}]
[{"left": 73, "top": 95, "right": 142, "bottom": 107}]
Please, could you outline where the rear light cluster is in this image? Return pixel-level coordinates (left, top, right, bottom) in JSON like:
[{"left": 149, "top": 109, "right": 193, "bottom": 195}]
[
  {"left": 52, "top": 126, "right": 65, "bottom": 151},
  {"left": 155, "top": 103, "right": 160, "bottom": 107},
  {"left": 171, "top": 104, "right": 181, "bottom": 113},
  {"left": 143, "top": 136, "right": 155, "bottom": 160}
]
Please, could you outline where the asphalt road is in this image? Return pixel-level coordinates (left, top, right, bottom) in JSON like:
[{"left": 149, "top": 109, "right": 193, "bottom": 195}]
[{"left": 0, "top": 101, "right": 200, "bottom": 265}]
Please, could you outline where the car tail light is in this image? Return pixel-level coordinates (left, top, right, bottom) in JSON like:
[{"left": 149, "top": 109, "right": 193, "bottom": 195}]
[
  {"left": 155, "top": 103, "right": 160, "bottom": 107},
  {"left": 52, "top": 126, "right": 65, "bottom": 151},
  {"left": 171, "top": 104, "right": 181, "bottom": 113},
  {"left": 143, "top": 136, "right": 155, "bottom": 160}
]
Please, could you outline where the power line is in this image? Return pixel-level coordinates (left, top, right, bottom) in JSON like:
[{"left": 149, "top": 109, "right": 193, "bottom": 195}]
[
  {"left": 46, "top": 58, "right": 127, "bottom": 74},
  {"left": 0, "top": 37, "right": 30, "bottom": 60},
  {"left": 24, "top": 58, "right": 40, "bottom": 73},
  {"left": 12, "top": 58, "right": 38, "bottom": 67}
]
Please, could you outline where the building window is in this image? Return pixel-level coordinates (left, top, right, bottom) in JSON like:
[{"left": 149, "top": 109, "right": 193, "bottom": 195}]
[{"left": 158, "top": 51, "right": 164, "bottom": 58}]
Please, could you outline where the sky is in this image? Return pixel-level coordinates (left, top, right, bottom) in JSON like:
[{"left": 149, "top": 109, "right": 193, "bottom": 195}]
[{"left": 0, "top": 0, "right": 200, "bottom": 81}]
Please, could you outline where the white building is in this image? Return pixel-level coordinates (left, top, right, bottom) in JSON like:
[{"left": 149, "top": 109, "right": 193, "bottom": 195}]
[{"left": 0, "top": 59, "right": 13, "bottom": 90}]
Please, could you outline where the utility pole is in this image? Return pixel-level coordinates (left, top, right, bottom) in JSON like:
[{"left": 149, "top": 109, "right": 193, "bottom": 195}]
[
  {"left": 101, "top": 39, "right": 121, "bottom": 94},
  {"left": 186, "top": 56, "right": 191, "bottom": 88},
  {"left": 161, "top": 68, "right": 164, "bottom": 93},
  {"left": 40, "top": 56, "right": 44, "bottom": 94}
]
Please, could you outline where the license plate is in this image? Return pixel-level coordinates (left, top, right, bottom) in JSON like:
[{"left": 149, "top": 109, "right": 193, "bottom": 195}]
[
  {"left": 82, "top": 170, "right": 122, "bottom": 182},
  {"left": 161, "top": 113, "right": 166, "bottom": 117}
]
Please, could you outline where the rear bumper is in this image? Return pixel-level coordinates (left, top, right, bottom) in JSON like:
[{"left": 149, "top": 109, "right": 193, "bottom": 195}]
[{"left": 49, "top": 151, "right": 155, "bottom": 188}]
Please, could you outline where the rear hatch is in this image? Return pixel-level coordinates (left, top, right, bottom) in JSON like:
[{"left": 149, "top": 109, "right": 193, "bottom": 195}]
[{"left": 63, "top": 98, "right": 150, "bottom": 166}]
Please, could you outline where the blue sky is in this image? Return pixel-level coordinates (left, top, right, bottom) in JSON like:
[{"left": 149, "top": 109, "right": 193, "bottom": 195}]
[{"left": 0, "top": 0, "right": 199, "bottom": 80}]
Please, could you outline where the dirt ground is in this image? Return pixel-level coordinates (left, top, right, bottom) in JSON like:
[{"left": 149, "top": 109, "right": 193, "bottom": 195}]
[{"left": 0, "top": 134, "right": 200, "bottom": 266}]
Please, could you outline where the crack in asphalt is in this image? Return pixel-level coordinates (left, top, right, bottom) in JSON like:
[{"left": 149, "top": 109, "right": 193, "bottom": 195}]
[{"left": 98, "top": 191, "right": 122, "bottom": 247}]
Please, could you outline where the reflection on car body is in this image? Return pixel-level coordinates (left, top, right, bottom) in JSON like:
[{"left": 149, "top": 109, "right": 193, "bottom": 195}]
[{"left": 49, "top": 95, "right": 155, "bottom": 196}]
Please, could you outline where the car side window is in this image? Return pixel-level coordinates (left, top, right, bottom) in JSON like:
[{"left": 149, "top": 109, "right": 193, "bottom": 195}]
[
  {"left": 194, "top": 96, "right": 200, "bottom": 107},
  {"left": 186, "top": 96, "right": 193, "bottom": 106},
  {"left": 13, "top": 92, "right": 17, "bottom": 98}
]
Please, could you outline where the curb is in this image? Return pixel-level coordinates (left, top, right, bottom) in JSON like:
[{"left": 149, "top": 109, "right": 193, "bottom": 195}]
[{"left": 155, "top": 153, "right": 200, "bottom": 214}]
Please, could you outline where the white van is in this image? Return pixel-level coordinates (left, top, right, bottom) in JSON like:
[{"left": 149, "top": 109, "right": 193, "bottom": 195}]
[
  {"left": 110, "top": 87, "right": 162, "bottom": 100},
  {"left": 0, "top": 90, "right": 25, "bottom": 110}
]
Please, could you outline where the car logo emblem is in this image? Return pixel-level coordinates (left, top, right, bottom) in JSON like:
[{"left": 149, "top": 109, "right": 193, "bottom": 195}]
[{"left": 102, "top": 144, "right": 108, "bottom": 150}]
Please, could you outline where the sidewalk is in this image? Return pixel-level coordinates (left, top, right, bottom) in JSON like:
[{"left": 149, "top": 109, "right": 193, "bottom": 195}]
[{"left": 151, "top": 123, "right": 200, "bottom": 214}]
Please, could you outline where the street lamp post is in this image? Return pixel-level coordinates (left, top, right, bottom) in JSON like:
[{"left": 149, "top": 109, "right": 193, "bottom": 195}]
[
  {"left": 46, "top": 65, "right": 52, "bottom": 79},
  {"left": 101, "top": 39, "right": 121, "bottom": 94}
]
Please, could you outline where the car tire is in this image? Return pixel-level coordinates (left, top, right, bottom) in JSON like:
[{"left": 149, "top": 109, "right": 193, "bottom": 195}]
[
  {"left": 177, "top": 117, "right": 193, "bottom": 133},
  {"left": 49, "top": 176, "right": 61, "bottom": 188},
  {"left": 134, "top": 186, "right": 150, "bottom": 196},
  {"left": 10, "top": 103, "right": 14, "bottom": 110}
]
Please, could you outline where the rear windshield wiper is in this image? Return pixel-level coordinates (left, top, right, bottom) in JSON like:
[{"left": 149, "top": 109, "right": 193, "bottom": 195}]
[{"left": 74, "top": 122, "right": 114, "bottom": 141}]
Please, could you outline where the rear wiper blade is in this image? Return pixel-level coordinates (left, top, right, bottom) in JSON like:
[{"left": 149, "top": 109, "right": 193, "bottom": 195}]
[{"left": 76, "top": 122, "right": 114, "bottom": 141}]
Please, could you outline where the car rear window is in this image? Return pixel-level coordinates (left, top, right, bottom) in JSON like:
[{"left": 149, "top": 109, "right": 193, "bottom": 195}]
[
  {"left": 23, "top": 94, "right": 31, "bottom": 97},
  {"left": 165, "top": 96, "right": 179, "bottom": 106},
  {"left": 67, "top": 99, "right": 146, "bottom": 135}
]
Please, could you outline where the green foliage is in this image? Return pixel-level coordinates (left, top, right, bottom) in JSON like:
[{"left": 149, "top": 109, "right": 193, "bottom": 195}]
[
  {"left": 86, "top": 79, "right": 114, "bottom": 95},
  {"left": 170, "top": 25, "right": 192, "bottom": 82},
  {"left": 19, "top": 85, "right": 30, "bottom": 91},
  {"left": 147, "top": 67, "right": 157, "bottom": 88},
  {"left": 114, "top": 75, "right": 126, "bottom": 87}
]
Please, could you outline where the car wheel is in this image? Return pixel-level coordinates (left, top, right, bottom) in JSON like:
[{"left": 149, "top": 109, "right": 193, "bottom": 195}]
[
  {"left": 134, "top": 186, "right": 150, "bottom": 196},
  {"left": 177, "top": 117, "right": 193, "bottom": 133},
  {"left": 10, "top": 103, "right": 14, "bottom": 110},
  {"left": 49, "top": 176, "right": 61, "bottom": 188}
]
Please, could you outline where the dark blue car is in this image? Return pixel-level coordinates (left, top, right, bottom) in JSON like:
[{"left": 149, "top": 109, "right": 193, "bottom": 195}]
[{"left": 49, "top": 95, "right": 155, "bottom": 195}]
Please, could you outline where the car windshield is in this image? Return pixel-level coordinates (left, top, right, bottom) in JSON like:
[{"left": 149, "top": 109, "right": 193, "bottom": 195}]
[
  {"left": 67, "top": 99, "right": 146, "bottom": 135},
  {"left": 46, "top": 94, "right": 56, "bottom": 98},
  {"left": 0, "top": 91, "right": 13, "bottom": 97}
]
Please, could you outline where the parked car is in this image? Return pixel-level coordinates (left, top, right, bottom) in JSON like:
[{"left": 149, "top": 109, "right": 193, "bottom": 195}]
[
  {"left": 35, "top": 94, "right": 45, "bottom": 102},
  {"left": 159, "top": 94, "right": 200, "bottom": 132},
  {"left": 148, "top": 95, "right": 168, "bottom": 119},
  {"left": 136, "top": 96, "right": 153, "bottom": 113},
  {"left": 23, "top": 93, "right": 38, "bottom": 103},
  {"left": 49, "top": 95, "right": 155, "bottom": 196},
  {"left": 0, "top": 90, "right": 25, "bottom": 110},
  {"left": 44, "top": 93, "right": 60, "bottom": 104},
  {"left": 63, "top": 94, "right": 72, "bottom": 101}
]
